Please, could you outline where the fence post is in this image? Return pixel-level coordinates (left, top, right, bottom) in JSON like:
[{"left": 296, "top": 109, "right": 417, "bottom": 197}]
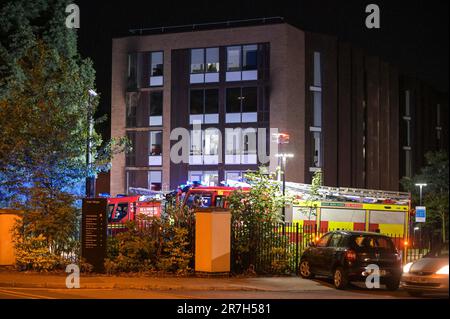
[{"left": 295, "top": 223, "right": 299, "bottom": 274}]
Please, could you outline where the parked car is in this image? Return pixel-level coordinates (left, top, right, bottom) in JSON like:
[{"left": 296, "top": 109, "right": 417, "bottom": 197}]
[
  {"left": 299, "top": 231, "right": 402, "bottom": 290},
  {"left": 401, "top": 242, "right": 449, "bottom": 297}
]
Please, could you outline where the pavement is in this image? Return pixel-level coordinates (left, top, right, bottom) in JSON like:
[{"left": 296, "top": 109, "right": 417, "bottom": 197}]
[
  {"left": 0, "top": 269, "right": 446, "bottom": 299},
  {"left": 0, "top": 269, "right": 330, "bottom": 291}
]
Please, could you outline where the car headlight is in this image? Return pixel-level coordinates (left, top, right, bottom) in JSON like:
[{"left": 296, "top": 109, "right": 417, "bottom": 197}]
[
  {"left": 403, "top": 262, "right": 413, "bottom": 273},
  {"left": 436, "top": 265, "right": 449, "bottom": 275}
]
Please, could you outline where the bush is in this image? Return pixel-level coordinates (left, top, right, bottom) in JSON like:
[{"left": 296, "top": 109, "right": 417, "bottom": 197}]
[
  {"left": 157, "top": 226, "right": 192, "bottom": 274},
  {"left": 104, "top": 204, "right": 195, "bottom": 274},
  {"left": 14, "top": 234, "right": 63, "bottom": 271}
]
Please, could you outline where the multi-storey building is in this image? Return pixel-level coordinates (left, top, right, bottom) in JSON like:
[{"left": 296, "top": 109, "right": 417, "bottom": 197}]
[{"left": 105, "top": 19, "right": 448, "bottom": 196}]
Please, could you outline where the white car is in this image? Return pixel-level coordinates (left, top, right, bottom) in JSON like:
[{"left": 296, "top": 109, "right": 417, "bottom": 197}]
[{"left": 401, "top": 242, "right": 449, "bottom": 297}]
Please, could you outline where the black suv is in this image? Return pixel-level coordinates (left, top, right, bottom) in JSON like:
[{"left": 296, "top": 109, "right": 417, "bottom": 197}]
[{"left": 299, "top": 231, "right": 402, "bottom": 290}]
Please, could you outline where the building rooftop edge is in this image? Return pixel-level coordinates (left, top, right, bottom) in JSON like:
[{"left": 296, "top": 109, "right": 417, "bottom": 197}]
[{"left": 118, "top": 16, "right": 288, "bottom": 39}]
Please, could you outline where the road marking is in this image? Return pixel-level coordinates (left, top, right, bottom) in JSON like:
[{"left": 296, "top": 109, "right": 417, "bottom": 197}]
[{"left": 0, "top": 288, "right": 55, "bottom": 299}]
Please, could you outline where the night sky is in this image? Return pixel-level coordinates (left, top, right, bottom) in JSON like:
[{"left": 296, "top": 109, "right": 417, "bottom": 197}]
[{"left": 75, "top": 0, "right": 449, "bottom": 138}]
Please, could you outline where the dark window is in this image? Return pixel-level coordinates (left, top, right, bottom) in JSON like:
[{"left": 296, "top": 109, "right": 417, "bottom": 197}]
[
  {"left": 150, "top": 91, "right": 163, "bottom": 116},
  {"left": 316, "top": 233, "right": 332, "bottom": 247},
  {"left": 107, "top": 204, "right": 115, "bottom": 222},
  {"left": 126, "top": 93, "right": 137, "bottom": 127},
  {"left": 353, "top": 235, "right": 395, "bottom": 251},
  {"left": 127, "top": 53, "right": 137, "bottom": 89},
  {"left": 205, "top": 89, "right": 219, "bottom": 114},
  {"left": 242, "top": 45, "right": 258, "bottom": 70},
  {"left": 328, "top": 233, "right": 344, "bottom": 247},
  {"left": 190, "top": 90, "right": 204, "bottom": 114},
  {"left": 226, "top": 88, "right": 242, "bottom": 113},
  {"left": 126, "top": 132, "right": 136, "bottom": 166},
  {"left": 150, "top": 52, "right": 163, "bottom": 77},
  {"left": 241, "top": 87, "right": 257, "bottom": 112},
  {"left": 113, "top": 203, "right": 128, "bottom": 221}
]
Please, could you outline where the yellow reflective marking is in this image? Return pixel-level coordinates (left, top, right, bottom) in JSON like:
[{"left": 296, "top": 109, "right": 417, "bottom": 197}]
[
  {"left": 327, "top": 221, "right": 354, "bottom": 231},
  {"left": 378, "top": 224, "right": 404, "bottom": 236}
]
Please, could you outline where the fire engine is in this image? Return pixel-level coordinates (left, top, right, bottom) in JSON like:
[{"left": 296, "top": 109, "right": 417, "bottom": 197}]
[
  {"left": 107, "top": 195, "right": 162, "bottom": 235},
  {"left": 170, "top": 183, "right": 251, "bottom": 209},
  {"left": 285, "top": 181, "right": 411, "bottom": 248}
]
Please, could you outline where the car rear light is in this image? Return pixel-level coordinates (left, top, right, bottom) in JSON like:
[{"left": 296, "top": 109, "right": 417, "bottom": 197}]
[{"left": 345, "top": 249, "right": 357, "bottom": 262}]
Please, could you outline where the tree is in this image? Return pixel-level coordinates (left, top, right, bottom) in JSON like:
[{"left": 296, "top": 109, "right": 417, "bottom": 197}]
[
  {"left": 0, "top": 0, "right": 126, "bottom": 268},
  {"left": 227, "top": 168, "right": 294, "bottom": 273},
  {"left": 401, "top": 151, "right": 449, "bottom": 243}
]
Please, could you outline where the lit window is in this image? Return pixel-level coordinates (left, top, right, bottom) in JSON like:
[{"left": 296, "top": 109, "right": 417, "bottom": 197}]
[
  {"left": 313, "top": 132, "right": 322, "bottom": 168},
  {"left": 313, "top": 52, "right": 321, "bottom": 87},
  {"left": 242, "top": 45, "right": 257, "bottom": 71},
  {"left": 226, "top": 46, "right": 241, "bottom": 71},
  {"left": 151, "top": 52, "right": 163, "bottom": 76},
  {"left": 225, "top": 128, "right": 257, "bottom": 164},
  {"left": 190, "top": 49, "right": 204, "bottom": 74},
  {"left": 149, "top": 51, "right": 163, "bottom": 86},
  {"left": 148, "top": 171, "right": 162, "bottom": 191},
  {"left": 188, "top": 171, "right": 219, "bottom": 186},
  {"left": 149, "top": 131, "right": 162, "bottom": 156},
  {"left": 206, "top": 48, "right": 219, "bottom": 73},
  {"left": 226, "top": 44, "right": 258, "bottom": 82},
  {"left": 190, "top": 48, "right": 219, "bottom": 83}
]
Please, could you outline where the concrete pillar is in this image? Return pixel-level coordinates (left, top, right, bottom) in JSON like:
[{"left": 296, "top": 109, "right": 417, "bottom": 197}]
[
  {"left": 195, "top": 208, "right": 231, "bottom": 273},
  {"left": 0, "top": 210, "right": 21, "bottom": 266}
]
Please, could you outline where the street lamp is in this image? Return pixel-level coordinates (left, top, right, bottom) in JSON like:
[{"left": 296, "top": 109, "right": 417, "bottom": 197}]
[
  {"left": 275, "top": 153, "right": 294, "bottom": 220},
  {"left": 414, "top": 183, "right": 427, "bottom": 206},
  {"left": 86, "top": 89, "right": 98, "bottom": 198}
]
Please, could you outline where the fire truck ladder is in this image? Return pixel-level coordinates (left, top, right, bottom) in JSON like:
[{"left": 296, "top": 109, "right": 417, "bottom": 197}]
[{"left": 284, "top": 181, "right": 410, "bottom": 203}]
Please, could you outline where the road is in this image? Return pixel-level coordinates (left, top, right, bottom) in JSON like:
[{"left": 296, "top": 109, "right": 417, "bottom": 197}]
[{"left": 0, "top": 279, "right": 446, "bottom": 299}]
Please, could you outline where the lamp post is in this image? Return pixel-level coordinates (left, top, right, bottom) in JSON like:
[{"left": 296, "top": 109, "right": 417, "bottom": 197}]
[
  {"left": 86, "top": 89, "right": 98, "bottom": 198},
  {"left": 414, "top": 183, "right": 427, "bottom": 249},
  {"left": 415, "top": 183, "right": 427, "bottom": 206},
  {"left": 276, "top": 153, "right": 294, "bottom": 220}
]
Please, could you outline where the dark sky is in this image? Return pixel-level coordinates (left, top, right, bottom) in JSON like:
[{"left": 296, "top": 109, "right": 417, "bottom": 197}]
[{"left": 75, "top": 0, "right": 449, "bottom": 135}]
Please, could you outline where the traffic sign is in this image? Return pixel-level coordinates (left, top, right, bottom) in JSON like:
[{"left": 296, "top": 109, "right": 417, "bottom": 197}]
[{"left": 415, "top": 206, "right": 426, "bottom": 223}]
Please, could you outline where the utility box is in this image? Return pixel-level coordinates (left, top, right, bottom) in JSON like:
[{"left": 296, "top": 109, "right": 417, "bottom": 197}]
[
  {"left": 195, "top": 208, "right": 231, "bottom": 273},
  {"left": 0, "top": 210, "right": 21, "bottom": 266}
]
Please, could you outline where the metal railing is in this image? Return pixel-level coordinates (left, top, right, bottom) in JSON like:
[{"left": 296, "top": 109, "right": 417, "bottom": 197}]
[
  {"left": 230, "top": 222, "right": 428, "bottom": 275},
  {"left": 129, "top": 16, "right": 285, "bottom": 35}
]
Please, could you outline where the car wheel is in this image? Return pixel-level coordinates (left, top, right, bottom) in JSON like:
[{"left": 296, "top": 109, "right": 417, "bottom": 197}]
[
  {"left": 333, "top": 266, "right": 349, "bottom": 290},
  {"left": 385, "top": 277, "right": 400, "bottom": 291},
  {"left": 299, "top": 260, "right": 314, "bottom": 279},
  {"left": 407, "top": 290, "right": 423, "bottom": 297}
]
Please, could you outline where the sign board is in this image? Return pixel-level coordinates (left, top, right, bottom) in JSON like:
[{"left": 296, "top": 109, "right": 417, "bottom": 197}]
[
  {"left": 81, "top": 198, "right": 108, "bottom": 272},
  {"left": 415, "top": 206, "right": 426, "bottom": 223}
]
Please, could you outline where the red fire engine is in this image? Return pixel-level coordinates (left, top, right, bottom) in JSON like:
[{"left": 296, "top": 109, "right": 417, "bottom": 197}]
[{"left": 175, "top": 185, "right": 250, "bottom": 209}]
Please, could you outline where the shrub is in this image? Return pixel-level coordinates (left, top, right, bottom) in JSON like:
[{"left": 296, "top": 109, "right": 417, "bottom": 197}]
[
  {"left": 14, "top": 234, "right": 62, "bottom": 271},
  {"left": 157, "top": 226, "right": 192, "bottom": 274}
]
